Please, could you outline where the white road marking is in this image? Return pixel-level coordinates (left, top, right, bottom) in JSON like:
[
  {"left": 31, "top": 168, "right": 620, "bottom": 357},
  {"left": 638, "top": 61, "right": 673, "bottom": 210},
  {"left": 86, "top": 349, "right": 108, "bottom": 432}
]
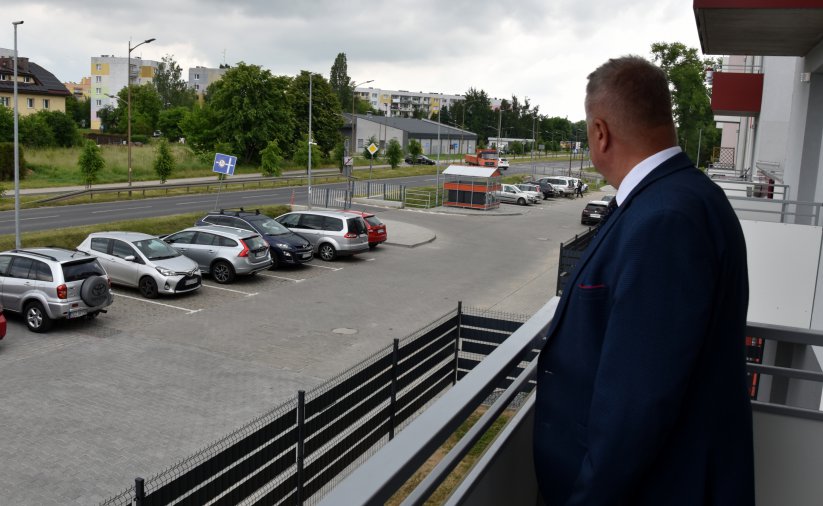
[
  {"left": 111, "top": 291, "right": 202, "bottom": 314},
  {"left": 175, "top": 200, "right": 213, "bottom": 205},
  {"left": 201, "top": 283, "right": 258, "bottom": 296},
  {"left": 92, "top": 205, "right": 151, "bottom": 214},
  {"left": 240, "top": 193, "right": 288, "bottom": 199},
  {"left": 0, "top": 215, "right": 59, "bottom": 223},
  {"left": 305, "top": 263, "right": 342, "bottom": 271},
  {"left": 257, "top": 273, "right": 305, "bottom": 282}
]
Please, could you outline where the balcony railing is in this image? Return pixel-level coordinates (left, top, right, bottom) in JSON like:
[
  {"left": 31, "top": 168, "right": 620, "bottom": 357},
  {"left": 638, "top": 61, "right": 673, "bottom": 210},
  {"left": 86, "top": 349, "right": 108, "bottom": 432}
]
[{"left": 320, "top": 298, "right": 823, "bottom": 506}]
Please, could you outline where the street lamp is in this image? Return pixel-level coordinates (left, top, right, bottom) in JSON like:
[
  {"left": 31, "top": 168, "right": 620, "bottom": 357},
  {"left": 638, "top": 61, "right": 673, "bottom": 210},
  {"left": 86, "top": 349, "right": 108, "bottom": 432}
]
[
  {"left": 12, "top": 20, "right": 23, "bottom": 249},
  {"left": 350, "top": 79, "right": 373, "bottom": 159},
  {"left": 127, "top": 37, "right": 155, "bottom": 187}
]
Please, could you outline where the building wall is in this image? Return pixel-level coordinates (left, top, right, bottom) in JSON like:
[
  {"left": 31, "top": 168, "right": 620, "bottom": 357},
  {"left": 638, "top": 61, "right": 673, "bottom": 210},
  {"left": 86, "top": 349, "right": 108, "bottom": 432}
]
[
  {"left": 188, "top": 66, "right": 227, "bottom": 96},
  {"left": 90, "top": 55, "right": 158, "bottom": 130},
  {"left": 354, "top": 87, "right": 464, "bottom": 119},
  {"left": 0, "top": 92, "right": 66, "bottom": 115},
  {"left": 64, "top": 76, "right": 91, "bottom": 99}
]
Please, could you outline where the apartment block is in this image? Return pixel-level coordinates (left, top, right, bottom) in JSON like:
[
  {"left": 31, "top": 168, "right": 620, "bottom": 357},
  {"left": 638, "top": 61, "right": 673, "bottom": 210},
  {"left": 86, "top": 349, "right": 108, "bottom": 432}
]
[
  {"left": 354, "top": 87, "right": 464, "bottom": 118},
  {"left": 64, "top": 77, "right": 91, "bottom": 99},
  {"left": 90, "top": 54, "right": 159, "bottom": 130},
  {"left": 188, "top": 66, "right": 228, "bottom": 96}
]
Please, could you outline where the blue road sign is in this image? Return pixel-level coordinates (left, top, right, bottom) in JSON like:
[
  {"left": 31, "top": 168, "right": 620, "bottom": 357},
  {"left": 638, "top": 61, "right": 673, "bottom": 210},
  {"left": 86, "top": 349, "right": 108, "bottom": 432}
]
[{"left": 213, "top": 153, "right": 237, "bottom": 176}]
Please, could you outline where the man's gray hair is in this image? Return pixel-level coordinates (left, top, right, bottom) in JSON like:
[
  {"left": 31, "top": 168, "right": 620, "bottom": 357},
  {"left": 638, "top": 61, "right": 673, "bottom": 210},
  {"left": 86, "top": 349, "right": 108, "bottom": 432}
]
[{"left": 585, "top": 56, "right": 674, "bottom": 132}]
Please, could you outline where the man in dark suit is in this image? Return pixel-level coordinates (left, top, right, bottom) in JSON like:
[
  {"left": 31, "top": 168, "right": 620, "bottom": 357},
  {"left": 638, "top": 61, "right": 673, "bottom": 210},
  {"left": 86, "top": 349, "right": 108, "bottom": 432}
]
[{"left": 533, "top": 56, "right": 754, "bottom": 505}]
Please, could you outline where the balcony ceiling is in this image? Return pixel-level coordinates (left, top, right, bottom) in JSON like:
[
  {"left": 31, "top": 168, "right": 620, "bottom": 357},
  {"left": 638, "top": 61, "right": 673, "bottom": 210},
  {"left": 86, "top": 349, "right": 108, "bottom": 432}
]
[{"left": 694, "top": 1, "right": 823, "bottom": 56}]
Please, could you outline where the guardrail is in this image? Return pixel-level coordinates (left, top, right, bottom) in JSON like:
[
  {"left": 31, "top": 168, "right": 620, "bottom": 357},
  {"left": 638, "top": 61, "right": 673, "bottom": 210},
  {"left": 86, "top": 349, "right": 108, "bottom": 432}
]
[{"left": 34, "top": 174, "right": 348, "bottom": 204}]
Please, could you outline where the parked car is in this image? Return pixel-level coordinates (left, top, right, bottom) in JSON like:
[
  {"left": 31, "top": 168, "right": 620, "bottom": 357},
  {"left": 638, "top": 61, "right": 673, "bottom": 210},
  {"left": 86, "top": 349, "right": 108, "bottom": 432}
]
[
  {"left": 538, "top": 177, "right": 575, "bottom": 198},
  {"left": 163, "top": 226, "right": 272, "bottom": 283},
  {"left": 196, "top": 209, "right": 314, "bottom": 269},
  {"left": 515, "top": 183, "right": 543, "bottom": 203},
  {"left": 77, "top": 232, "right": 201, "bottom": 299},
  {"left": 498, "top": 157, "right": 510, "bottom": 170},
  {"left": 601, "top": 194, "right": 616, "bottom": 204},
  {"left": 275, "top": 210, "right": 369, "bottom": 261},
  {"left": 339, "top": 210, "right": 387, "bottom": 249},
  {"left": 525, "top": 179, "right": 556, "bottom": 199},
  {"left": 581, "top": 200, "right": 611, "bottom": 225},
  {"left": 568, "top": 177, "right": 589, "bottom": 193},
  {"left": 405, "top": 154, "right": 436, "bottom": 165},
  {"left": 0, "top": 248, "right": 113, "bottom": 332},
  {"left": 495, "top": 184, "right": 537, "bottom": 205},
  {"left": 0, "top": 308, "right": 6, "bottom": 339}
]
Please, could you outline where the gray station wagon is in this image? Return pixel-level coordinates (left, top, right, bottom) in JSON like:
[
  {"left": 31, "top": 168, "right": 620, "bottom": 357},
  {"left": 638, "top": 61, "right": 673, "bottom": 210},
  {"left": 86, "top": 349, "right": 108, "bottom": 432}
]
[{"left": 275, "top": 210, "right": 369, "bottom": 261}]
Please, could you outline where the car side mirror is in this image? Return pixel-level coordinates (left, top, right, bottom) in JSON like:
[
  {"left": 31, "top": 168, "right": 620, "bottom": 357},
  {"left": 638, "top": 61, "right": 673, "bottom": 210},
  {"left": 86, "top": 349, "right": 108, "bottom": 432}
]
[{"left": 124, "top": 255, "right": 136, "bottom": 262}]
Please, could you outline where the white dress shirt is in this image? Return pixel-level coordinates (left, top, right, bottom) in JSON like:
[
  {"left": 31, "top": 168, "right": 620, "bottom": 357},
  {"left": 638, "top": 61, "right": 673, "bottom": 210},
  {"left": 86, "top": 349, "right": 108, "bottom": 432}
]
[{"left": 615, "top": 146, "right": 682, "bottom": 206}]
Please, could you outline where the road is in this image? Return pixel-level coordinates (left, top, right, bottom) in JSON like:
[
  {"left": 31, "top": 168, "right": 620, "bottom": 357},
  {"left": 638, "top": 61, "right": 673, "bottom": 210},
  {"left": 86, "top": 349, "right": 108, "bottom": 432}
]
[{"left": 0, "top": 160, "right": 586, "bottom": 235}]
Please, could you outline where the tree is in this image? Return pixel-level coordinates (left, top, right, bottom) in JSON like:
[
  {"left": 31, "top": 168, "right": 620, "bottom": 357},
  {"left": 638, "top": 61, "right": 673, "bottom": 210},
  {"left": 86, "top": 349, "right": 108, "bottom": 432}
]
[
  {"left": 386, "top": 139, "right": 403, "bottom": 168},
  {"left": 329, "top": 53, "right": 352, "bottom": 112},
  {"left": 260, "top": 140, "right": 284, "bottom": 177},
  {"left": 153, "top": 55, "right": 196, "bottom": 109},
  {"left": 78, "top": 140, "right": 104, "bottom": 188},
  {"left": 408, "top": 139, "right": 423, "bottom": 159},
  {"left": 153, "top": 139, "right": 175, "bottom": 183},
  {"left": 65, "top": 95, "right": 91, "bottom": 128},
  {"left": 41, "top": 111, "right": 79, "bottom": 147},
  {"left": 112, "top": 84, "right": 163, "bottom": 134},
  {"left": 0, "top": 106, "right": 14, "bottom": 142},
  {"left": 205, "top": 63, "right": 294, "bottom": 163},
  {"left": 19, "top": 113, "right": 55, "bottom": 147},
  {"left": 332, "top": 141, "right": 346, "bottom": 172},
  {"left": 97, "top": 104, "right": 118, "bottom": 132},
  {"left": 157, "top": 107, "right": 188, "bottom": 142},
  {"left": 651, "top": 42, "right": 720, "bottom": 164},
  {"left": 293, "top": 135, "right": 322, "bottom": 171},
  {"left": 289, "top": 71, "right": 343, "bottom": 158}
]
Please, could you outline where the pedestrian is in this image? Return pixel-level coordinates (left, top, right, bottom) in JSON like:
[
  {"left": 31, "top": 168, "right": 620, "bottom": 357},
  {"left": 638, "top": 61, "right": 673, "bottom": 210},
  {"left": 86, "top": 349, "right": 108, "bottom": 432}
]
[
  {"left": 533, "top": 55, "right": 753, "bottom": 505},
  {"left": 575, "top": 180, "right": 583, "bottom": 198}
]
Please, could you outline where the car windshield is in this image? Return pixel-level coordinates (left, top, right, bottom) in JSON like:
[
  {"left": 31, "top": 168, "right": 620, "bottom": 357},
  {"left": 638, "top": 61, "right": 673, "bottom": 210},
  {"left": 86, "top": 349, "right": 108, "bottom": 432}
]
[
  {"left": 249, "top": 216, "right": 291, "bottom": 236},
  {"left": 480, "top": 152, "right": 498, "bottom": 160},
  {"left": 365, "top": 216, "right": 382, "bottom": 227},
  {"left": 133, "top": 238, "right": 181, "bottom": 260}
]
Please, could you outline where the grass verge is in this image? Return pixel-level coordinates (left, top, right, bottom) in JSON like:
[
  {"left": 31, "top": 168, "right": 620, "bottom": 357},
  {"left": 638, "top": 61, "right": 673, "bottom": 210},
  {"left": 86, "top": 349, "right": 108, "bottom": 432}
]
[{"left": 0, "top": 204, "right": 292, "bottom": 251}]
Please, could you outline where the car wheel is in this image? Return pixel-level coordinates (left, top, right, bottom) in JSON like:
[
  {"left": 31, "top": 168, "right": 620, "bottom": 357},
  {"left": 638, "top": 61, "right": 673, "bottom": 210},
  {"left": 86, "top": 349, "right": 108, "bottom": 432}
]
[
  {"left": 80, "top": 275, "right": 110, "bottom": 307},
  {"left": 138, "top": 276, "right": 159, "bottom": 299},
  {"left": 517, "top": 197, "right": 526, "bottom": 206},
  {"left": 25, "top": 301, "right": 52, "bottom": 333},
  {"left": 212, "top": 260, "right": 236, "bottom": 284},
  {"left": 269, "top": 250, "right": 279, "bottom": 270},
  {"left": 318, "top": 243, "right": 337, "bottom": 261}
]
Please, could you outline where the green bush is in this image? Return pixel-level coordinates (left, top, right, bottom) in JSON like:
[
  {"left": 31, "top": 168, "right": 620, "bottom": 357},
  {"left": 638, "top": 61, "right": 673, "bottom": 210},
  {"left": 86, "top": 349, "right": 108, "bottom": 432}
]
[
  {"left": 0, "top": 142, "right": 26, "bottom": 181},
  {"left": 131, "top": 134, "right": 149, "bottom": 144}
]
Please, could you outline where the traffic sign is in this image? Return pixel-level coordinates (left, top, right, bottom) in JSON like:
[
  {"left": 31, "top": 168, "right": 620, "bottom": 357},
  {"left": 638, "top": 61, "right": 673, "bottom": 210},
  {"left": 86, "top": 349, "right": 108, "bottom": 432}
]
[
  {"left": 213, "top": 153, "right": 237, "bottom": 175},
  {"left": 344, "top": 156, "right": 353, "bottom": 166},
  {"left": 367, "top": 143, "right": 378, "bottom": 156}
]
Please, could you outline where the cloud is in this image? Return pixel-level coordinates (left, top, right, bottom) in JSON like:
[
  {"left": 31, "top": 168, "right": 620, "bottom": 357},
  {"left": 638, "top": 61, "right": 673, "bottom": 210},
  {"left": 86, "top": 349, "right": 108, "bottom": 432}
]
[{"left": 1, "top": 0, "right": 703, "bottom": 120}]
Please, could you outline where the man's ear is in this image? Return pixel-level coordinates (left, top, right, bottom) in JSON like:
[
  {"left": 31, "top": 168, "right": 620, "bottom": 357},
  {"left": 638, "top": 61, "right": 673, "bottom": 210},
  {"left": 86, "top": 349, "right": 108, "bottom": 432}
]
[{"left": 592, "top": 118, "right": 609, "bottom": 153}]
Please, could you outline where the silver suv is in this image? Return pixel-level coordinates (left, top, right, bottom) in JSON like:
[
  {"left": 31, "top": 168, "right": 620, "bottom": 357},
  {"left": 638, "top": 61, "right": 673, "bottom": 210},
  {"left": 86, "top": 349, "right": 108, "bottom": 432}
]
[
  {"left": 77, "top": 232, "right": 201, "bottom": 298},
  {"left": 275, "top": 210, "right": 369, "bottom": 261},
  {"left": 0, "top": 248, "right": 113, "bottom": 332},
  {"left": 163, "top": 225, "right": 272, "bottom": 283}
]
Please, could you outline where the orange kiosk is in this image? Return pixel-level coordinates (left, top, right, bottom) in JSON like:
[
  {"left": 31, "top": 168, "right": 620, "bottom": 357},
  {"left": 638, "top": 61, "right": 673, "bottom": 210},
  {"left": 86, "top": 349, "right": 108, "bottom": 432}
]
[{"left": 442, "top": 165, "right": 501, "bottom": 210}]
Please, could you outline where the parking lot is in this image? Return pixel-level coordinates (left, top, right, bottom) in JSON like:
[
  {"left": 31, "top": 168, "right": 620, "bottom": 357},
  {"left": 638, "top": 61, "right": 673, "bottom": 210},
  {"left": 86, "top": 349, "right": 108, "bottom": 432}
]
[{"left": 0, "top": 193, "right": 602, "bottom": 505}]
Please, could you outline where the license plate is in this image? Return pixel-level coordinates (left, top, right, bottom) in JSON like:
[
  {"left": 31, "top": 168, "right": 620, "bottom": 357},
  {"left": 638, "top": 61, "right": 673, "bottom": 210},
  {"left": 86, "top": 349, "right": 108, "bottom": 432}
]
[
  {"left": 255, "top": 250, "right": 266, "bottom": 258},
  {"left": 302, "top": 253, "right": 312, "bottom": 259},
  {"left": 68, "top": 309, "right": 87, "bottom": 319},
  {"left": 185, "top": 277, "right": 199, "bottom": 286},
  {"left": 591, "top": 214, "right": 601, "bottom": 218},
  {"left": 378, "top": 230, "right": 385, "bottom": 234}
]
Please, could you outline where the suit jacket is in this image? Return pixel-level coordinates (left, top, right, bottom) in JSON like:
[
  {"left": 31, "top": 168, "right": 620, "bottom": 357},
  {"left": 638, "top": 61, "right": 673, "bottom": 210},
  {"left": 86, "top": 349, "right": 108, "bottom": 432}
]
[{"left": 533, "top": 152, "right": 754, "bottom": 505}]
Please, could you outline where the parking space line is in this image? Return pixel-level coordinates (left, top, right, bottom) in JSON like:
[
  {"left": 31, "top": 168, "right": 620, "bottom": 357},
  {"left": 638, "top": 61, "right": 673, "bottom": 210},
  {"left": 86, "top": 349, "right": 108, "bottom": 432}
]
[
  {"left": 111, "top": 291, "right": 202, "bottom": 314},
  {"left": 305, "top": 264, "right": 343, "bottom": 271},
  {"left": 92, "top": 206, "right": 151, "bottom": 214},
  {"left": 257, "top": 273, "right": 305, "bottom": 283},
  {"left": 201, "top": 283, "right": 258, "bottom": 296}
]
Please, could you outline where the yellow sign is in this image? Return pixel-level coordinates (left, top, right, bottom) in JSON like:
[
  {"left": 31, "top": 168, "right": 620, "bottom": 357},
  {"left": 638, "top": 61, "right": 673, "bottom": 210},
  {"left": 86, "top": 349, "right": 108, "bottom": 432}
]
[{"left": 367, "top": 143, "right": 378, "bottom": 155}]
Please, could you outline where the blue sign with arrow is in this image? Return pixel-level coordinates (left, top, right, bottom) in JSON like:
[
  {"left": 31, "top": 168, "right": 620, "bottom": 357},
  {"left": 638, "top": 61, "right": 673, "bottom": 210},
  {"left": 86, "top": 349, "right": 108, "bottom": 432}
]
[{"left": 212, "top": 153, "right": 237, "bottom": 176}]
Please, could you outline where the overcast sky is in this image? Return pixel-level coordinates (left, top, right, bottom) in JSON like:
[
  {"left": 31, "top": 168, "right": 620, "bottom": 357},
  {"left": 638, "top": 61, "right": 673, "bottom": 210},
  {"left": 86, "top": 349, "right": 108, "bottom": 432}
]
[{"left": 2, "top": 0, "right": 702, "bottom": 121}]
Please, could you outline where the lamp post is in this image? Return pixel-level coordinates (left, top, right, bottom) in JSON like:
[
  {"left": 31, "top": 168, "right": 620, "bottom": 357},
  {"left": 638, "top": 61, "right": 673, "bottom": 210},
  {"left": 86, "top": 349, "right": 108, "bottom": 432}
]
[
  {"left": 127, "top": 37, "right": 155, "bottom": 187},
  {"left": 308, "top": 72, "right": 315, "bottom": 208},
  {"left": 12, "top": 20, "right": 23, "bottom": 249},
  {"left": 349, "top": 79, "right": 373, "bottom": 159}
]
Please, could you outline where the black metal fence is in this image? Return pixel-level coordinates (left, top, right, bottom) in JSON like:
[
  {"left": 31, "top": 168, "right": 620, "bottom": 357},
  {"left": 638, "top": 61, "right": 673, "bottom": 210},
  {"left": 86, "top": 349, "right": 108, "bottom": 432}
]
[
  {"left": 100, "top": 304, "right": 530, "bottom": 506},
  {"left": 307, "top": 187, "right": 352, "bottom": 209},
  {"left": 556, "top": 228, "right": 597, "bottom": 296}
]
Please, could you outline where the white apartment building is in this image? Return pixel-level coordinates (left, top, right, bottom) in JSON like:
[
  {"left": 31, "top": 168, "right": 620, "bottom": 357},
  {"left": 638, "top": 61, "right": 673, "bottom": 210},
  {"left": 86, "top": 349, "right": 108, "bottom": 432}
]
[
  {"left": 89, "top": 55, "right": 159, "bottom": 130},
  {"left": 188, "top": 66, "right": 228, "bottom": 96},
  {"left": 354, "top": 87, "right": 464, "bottom": 118}
]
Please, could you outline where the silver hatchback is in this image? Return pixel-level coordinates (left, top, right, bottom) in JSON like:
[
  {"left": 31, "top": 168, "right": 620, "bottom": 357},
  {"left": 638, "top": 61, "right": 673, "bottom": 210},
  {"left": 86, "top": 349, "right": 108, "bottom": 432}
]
[
  {"left": 163, "top": 225, "right": 272, "bottom": 283},
  {"left": 77, "top": 231, "right": 202, "bottom": 298},
  {"left": 275, "top": 210, "right": 369, "bottom": 261}
]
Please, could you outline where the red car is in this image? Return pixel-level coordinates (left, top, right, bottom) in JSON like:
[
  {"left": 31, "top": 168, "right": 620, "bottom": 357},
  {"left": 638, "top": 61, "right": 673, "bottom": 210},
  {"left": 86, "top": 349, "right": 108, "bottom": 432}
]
[
  {"left": 0, "top": 308, "right": 6, "bottom": 340},
  {"left": 340, "top": 210, "right": 387, "bottom": 249}
]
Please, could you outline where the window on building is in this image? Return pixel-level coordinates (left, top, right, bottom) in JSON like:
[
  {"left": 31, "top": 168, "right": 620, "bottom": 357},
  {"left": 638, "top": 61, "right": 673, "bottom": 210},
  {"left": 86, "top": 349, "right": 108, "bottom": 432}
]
[
  {"left": 23, "top": 76, "right": 32, "bottom": 83},
  {"left": 95, "top": 76, "right": 102, "bottom": 83},
  {"left": 0, "top": 97, "right": 8, "bottom": 107},
  {"left": 26, "top": 98, "right": 34, "bottom": 108},
  {"left": 95, "top": 87, "right": 102, "bottom": 94},
  {"left": 96, "top": 99, "right": 102, "bottom": 106},
  {"left": 195, "top": 73, "right": 200, "bottom": 80},
  {"left": 42, "top": 99, "right": 50, "bottom": 109},
  {"left": 96, "top": 63, "right": 102, "bottom": 71},
  {"left": 0, "top": 75, "right": 7, "bottom": 81},
  {"left": 195, "top": 84, "right": 200, "bottom": 90}
]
